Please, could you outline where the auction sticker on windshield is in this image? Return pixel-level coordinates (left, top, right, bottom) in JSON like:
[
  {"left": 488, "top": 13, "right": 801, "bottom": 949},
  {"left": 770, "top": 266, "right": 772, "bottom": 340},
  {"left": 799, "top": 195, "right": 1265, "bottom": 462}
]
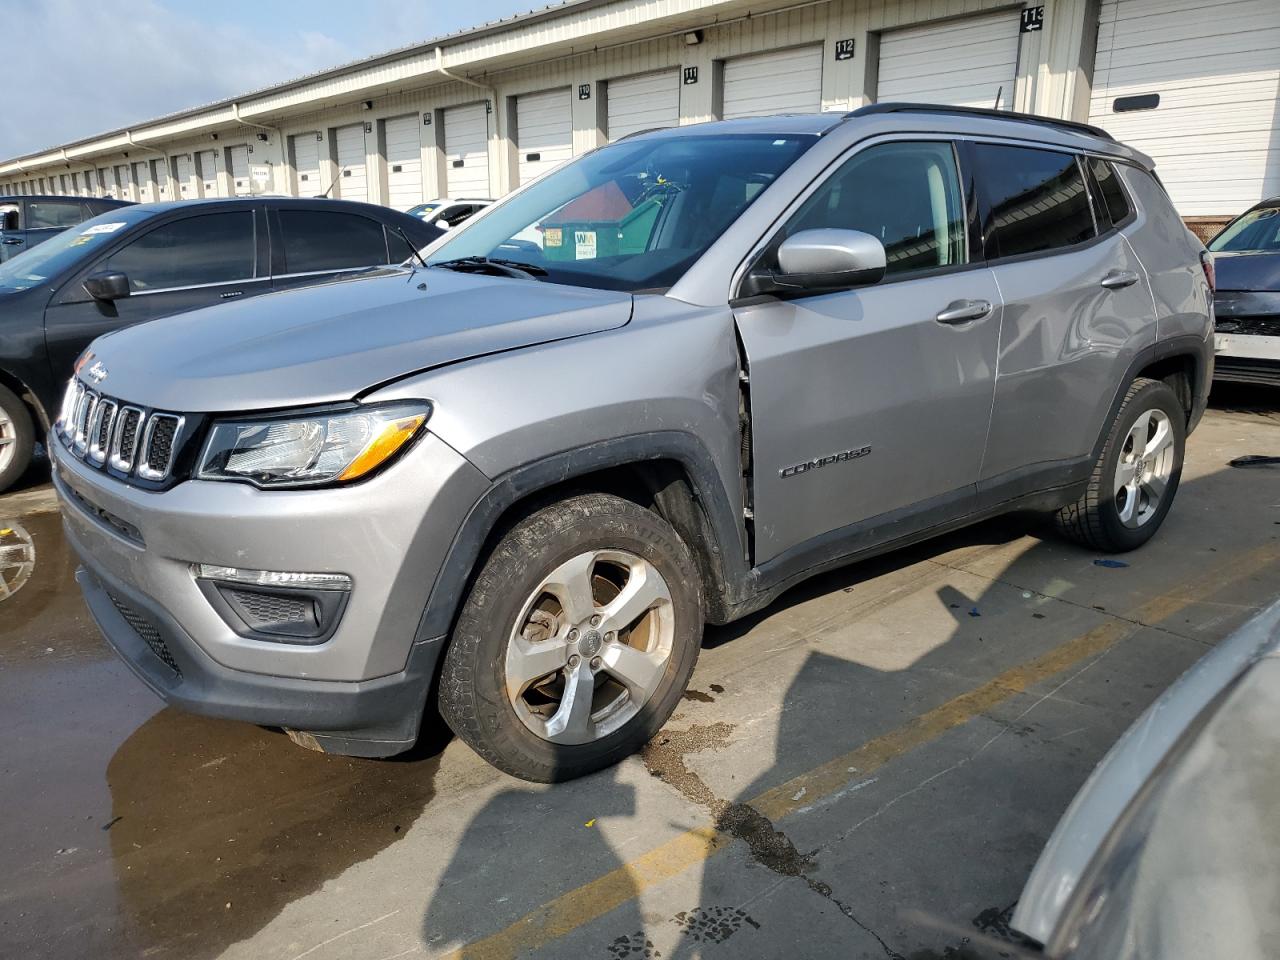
[
  {"left": 575, "top": 230, "right": 597, "bottom": 260},
  {"left": 81, "top": 222, "right": 127, "bottom": 236}
]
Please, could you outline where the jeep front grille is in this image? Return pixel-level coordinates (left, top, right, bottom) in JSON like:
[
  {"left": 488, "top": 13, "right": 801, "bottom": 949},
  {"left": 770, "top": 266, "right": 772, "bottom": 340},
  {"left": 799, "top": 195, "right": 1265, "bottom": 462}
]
[{"left": 56, "top": 378, "right": 186, "bottom": 483}]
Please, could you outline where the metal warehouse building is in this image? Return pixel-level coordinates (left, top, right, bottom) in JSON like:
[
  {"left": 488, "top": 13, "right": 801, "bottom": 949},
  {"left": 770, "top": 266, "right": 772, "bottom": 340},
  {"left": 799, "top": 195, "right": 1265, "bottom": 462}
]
[{"left": 2, "top": 0, "right": 1276, "bottom": 235}]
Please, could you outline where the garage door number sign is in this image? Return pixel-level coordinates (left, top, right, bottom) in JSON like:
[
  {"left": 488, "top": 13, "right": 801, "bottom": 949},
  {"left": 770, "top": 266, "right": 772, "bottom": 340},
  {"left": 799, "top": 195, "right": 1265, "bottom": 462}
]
[{"left": 1020, "top": 6, "right": 1044, "bottom": 32}]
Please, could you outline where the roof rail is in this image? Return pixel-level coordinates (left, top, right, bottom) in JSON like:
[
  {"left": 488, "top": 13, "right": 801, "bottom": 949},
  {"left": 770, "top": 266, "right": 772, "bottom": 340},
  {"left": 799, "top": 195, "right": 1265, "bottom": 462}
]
[{"left": 846, "top": 102, "right": 1115, "bottom": 142}]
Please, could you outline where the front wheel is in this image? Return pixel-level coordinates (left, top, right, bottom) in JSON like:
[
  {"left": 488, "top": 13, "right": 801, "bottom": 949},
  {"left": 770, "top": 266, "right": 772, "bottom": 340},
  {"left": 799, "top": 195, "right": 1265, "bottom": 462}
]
[
  {"left": 1055, "top": 377, "right": 1185, "bottom": 552},
  {"left": 0, "top": 383, "right": 34, "bottom": 494},
  {"left": 439, "top": 493, "right": 703, "bottom": 782}
]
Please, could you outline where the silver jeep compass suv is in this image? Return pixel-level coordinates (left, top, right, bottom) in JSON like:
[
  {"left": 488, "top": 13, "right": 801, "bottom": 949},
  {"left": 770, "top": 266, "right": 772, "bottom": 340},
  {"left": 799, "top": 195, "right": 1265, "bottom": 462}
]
[{"left": 52, "top": 105, "right": 1213, "bottom": 782}]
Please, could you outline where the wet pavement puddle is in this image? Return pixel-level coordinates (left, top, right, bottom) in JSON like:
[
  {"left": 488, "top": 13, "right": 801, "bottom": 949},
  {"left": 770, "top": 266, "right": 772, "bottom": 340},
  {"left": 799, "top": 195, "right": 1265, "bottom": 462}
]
[{"left": 0, "top": 489, "right": 441, "bottom": 959}]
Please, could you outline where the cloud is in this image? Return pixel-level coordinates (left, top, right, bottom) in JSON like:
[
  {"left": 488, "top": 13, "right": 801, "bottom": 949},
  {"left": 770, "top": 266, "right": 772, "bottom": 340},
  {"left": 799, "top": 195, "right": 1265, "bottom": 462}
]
[{"left": 0, "top": 0, "right": 438, "bottom": 159}]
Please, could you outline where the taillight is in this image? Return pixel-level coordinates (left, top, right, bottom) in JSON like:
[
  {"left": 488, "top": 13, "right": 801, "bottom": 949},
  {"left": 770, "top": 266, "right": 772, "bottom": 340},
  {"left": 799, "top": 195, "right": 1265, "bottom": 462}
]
[{"left": 1200, "top": 251, "right": 1216, "bottom": 292}]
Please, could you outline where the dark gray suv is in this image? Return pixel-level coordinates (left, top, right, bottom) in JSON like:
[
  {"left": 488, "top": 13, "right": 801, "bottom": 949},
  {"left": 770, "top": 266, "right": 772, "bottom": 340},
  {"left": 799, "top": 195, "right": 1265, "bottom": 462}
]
[{"left": 51, "top": 105, "right": 1214, "bottom": 781}]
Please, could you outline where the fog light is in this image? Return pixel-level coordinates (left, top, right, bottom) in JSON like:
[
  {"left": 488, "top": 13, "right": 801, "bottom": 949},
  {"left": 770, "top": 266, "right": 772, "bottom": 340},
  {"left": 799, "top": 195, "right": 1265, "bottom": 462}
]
[
  {"left": 194, "top": 565, "right": 351, "bottom": 644},
  {"left": 193, "top": 564, "right": 351, "bottom": 591}
]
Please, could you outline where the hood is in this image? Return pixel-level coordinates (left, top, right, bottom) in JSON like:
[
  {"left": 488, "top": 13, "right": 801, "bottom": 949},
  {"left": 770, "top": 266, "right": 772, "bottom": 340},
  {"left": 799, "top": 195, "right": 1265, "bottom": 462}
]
[
  {"left": 86, "top": 268, "right": 632, "bottom": 412},
  {"left": 1213, "top": 251, "right": 1280, "bottom": 293}
]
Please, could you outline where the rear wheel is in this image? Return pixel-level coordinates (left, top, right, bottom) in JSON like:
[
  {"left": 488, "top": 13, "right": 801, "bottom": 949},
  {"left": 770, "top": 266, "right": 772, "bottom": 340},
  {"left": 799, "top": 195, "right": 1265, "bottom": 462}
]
[
  {"left": 439, "top": 493, "right": 703, "bottom": 782},
  {"left": 1056, "top": 377, "right": 1185, "bottom": 552},
  {"left": 0, "top": 383, "right": 34, "bottom": 494}
]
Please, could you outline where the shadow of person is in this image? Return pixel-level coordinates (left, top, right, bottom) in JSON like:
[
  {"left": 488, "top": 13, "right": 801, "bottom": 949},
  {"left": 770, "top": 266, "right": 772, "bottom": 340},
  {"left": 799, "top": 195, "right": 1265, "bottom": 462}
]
[
  {"left": 420, "top": 763, "right": 645, "bottom": 958},
  {"left": 106, "top": 710, "right": 443, "bottom": 960},
  {"left": 662, "top": 470, "right": 1245, "bottom": 959}
]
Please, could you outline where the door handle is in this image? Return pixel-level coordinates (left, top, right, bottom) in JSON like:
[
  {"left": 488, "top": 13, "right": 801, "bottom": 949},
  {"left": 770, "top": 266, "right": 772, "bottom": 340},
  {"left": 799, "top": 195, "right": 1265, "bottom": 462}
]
[
  {"left": 935, "top": 299, "right": 993, "bottom": 325},
  {"left": 1, "top": 237, "right": 23, "bottom": 245},
  {"left": 1100, "top": 270, "right": 1140, "bottom": 290}
]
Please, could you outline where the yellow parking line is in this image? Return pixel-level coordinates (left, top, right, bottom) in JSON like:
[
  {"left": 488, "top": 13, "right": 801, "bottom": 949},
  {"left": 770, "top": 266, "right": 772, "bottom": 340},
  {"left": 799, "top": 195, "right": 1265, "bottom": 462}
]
[{"left": 443, "top": 544, "right": 1279, "bottom": 960}]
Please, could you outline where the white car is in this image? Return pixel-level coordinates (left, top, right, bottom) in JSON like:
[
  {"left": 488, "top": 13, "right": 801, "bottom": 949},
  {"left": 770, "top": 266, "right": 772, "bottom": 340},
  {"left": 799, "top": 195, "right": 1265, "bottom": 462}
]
[{"left": 407, "top": 198, "right": 493, "bottom": 230}]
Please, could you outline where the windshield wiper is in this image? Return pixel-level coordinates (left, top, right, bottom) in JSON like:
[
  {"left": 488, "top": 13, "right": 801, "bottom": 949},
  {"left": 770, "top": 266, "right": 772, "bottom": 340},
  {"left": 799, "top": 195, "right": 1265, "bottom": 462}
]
[{"left": 431, "top": 256, "right": 547, "bottom": 279}]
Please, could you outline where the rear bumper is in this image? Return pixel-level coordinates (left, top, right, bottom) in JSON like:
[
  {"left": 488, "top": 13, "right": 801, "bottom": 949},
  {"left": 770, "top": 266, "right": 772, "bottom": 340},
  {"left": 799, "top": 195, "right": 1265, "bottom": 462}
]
[{"left": 73, "top": 546, "right": 445, "bottom": 756}]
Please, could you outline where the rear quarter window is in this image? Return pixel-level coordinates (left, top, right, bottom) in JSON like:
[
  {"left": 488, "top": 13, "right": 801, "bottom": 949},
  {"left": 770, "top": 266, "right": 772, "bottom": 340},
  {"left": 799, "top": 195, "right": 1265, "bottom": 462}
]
[
  {"left": 278, "top": 210, "right": 389, "bottom": 273},
  {"left": 974, "top": 144, "right": 1096, "bottom": 259}
]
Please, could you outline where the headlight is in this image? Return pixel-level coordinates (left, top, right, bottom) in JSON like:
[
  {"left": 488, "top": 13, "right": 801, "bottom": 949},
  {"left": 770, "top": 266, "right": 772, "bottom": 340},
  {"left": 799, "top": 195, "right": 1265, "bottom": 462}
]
[{"left": 197, "top": 402, "right": 430, "bottom": 488}]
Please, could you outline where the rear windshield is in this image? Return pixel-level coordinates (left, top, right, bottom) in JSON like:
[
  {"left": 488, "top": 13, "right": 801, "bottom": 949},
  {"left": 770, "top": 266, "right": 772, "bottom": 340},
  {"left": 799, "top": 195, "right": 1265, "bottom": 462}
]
[
  {"left": 1209, "top": 206, "right": 1280, "bottom": 253},
  {"left": 427, "top": 133, "right": 815, "bottom": 292}
]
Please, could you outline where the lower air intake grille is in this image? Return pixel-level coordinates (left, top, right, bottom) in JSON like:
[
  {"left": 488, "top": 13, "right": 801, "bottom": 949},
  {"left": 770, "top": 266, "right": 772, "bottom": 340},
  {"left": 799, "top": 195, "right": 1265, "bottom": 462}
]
[
  {"left": 228, "top": 589, "right": 313, "bottom": 628},
  {"left": 107, "top": 591, "right": 181, "bottom": 677}
]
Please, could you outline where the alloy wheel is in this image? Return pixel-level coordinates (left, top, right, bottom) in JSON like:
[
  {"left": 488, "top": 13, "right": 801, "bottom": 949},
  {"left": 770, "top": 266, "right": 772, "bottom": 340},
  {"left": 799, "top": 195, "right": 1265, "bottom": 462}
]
[
  {"left": 505, "top": 549, "right": 674, "bottom": 745},
  {"left": 1114, "top": 408, "right": 1176, "bottom": 529}
]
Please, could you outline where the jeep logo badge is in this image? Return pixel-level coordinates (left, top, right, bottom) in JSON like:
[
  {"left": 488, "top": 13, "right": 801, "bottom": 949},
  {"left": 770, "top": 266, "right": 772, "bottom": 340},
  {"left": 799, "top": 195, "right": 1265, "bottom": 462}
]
[{"left": 87, "top": 361, "right": 109, "bottom": 384}]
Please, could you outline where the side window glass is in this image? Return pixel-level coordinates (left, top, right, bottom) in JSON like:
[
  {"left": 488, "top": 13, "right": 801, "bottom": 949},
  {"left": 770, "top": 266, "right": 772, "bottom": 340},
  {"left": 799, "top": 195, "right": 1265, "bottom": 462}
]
[
  {"left": 974, "top": 144, "right": 1096, "bottom": 258},
  {"left": 1089, "top": 158, "right": 1131, "bottom": 227},
  {"left": 100, "top": 212, "right": 255, "bottom": 292},
  {"left": 786, "top": 141, "right": 967, "bottom": 277},
  {"left": 278, "top": 210, "right": 389, "bottom": 273},
  {"left": 28, "top": 201, "right": 83, "bottom": 230}
]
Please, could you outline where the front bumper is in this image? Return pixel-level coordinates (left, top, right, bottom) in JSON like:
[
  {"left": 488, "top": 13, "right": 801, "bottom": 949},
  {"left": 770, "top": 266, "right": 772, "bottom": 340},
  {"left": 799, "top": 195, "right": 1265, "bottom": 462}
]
[
  {"left": 53, "top": 426, "right": 489, "bottom": 755},
  {"left": 1214, "top": 332, "right": 1280, "bottom": 385}
]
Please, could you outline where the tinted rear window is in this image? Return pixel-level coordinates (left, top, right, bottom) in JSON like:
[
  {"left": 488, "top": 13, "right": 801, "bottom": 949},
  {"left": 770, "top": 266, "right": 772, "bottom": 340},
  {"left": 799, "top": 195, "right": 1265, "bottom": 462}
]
[
  {"left": 975, "top": 144, "right": 1096, "bottom": 259},
  {"left": 1089, "top": 158, "right": 1131, "bottom": 227},
  {"left": 278, "top": 210, "right": 388, "bottom": 273}
]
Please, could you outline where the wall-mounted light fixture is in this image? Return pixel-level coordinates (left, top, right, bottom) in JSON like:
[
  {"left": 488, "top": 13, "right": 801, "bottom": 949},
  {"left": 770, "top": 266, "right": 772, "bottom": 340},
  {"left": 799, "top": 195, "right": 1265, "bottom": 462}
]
[
  {"left": 361, "top": 99, "right": 374, "bottom": 111},
  {"left": 684, "top": 30, "right": 703, "bottom": 45},
  {"left": 255, "top": 132, "right": 269, "bottom": 142}
]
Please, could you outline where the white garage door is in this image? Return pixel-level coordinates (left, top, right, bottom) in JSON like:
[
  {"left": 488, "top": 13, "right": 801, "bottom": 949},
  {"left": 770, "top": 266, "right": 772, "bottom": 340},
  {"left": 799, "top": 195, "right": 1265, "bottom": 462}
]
[
  {"left": 723, "top": 46, "right": 823, "bottom": 119},
  {"left": 132, "top": 161, "right": 151, "bottom": 202},
  {"left": 229, "top": 145, "right": 251, "bottom": 196},
  {"left": 335, "top": 124, "right": 368, "bottom": 202},
  {"left": 291, "top": 133, "right": 322, "bottom": 196},
  {"left": 877, "top": 10, "right": 1021, "bottom": 111},
  {"left": 444, "top": 102, "right": 490, "bottom": 198},
  {"left": 174, "top": 155, "right": 194, "bottom": 198},
  {"left": 607, "top": 70, "right": 680, "bottom": 141},
  {"left": 151, "top": 158, "right": 170, "bottom": 200},
  {"left": 115, "top": 164, "right": 133, "bottom": 201},
  {"left": 384, "top": 114, "right": 423, "bottom": 210},
  {"left": 1089, "top": 0, "right": 1280, "bottom": 218},
  {"left": 197, "top": 150, "right": 218, "bottom": 197},
  {"left": 516, "top": 88, "right": 572, "bottom": 186}
]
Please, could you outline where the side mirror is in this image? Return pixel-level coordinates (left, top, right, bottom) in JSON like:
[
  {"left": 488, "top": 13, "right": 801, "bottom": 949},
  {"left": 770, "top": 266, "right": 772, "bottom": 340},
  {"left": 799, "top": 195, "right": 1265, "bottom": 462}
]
[
  {"left": 1, "top": 210, "right": 18, "bottom": 232},
  {"left": 748, "top": 228, "right": 887, "bottom": 297},
  {"left": 83, "top": 271, "right": 131, "bottom": 301}
]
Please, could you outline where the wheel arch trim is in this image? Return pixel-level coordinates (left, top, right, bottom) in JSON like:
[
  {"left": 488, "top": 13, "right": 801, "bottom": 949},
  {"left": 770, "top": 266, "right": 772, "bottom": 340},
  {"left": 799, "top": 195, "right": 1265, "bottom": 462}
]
[{"left": 415, "top": 431, "right": 749, "bottom": 643}]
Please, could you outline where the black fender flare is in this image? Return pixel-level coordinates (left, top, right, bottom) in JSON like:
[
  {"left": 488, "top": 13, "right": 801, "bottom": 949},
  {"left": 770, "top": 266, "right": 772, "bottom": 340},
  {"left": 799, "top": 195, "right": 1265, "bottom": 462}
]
[{"left": 414, "top": 430, "right": 750, "bottom": 642}]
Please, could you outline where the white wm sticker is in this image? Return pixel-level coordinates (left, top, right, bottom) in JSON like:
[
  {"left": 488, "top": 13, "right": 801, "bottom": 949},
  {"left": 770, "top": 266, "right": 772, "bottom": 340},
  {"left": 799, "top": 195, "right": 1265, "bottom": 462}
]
[{"left": 575, "top": 230, "right": 597, "bottom": 260}]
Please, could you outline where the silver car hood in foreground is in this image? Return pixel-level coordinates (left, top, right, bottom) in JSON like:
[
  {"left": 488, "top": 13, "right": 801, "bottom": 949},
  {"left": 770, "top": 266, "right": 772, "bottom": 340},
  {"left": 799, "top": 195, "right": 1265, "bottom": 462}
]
[
  {"left": 1012, "top": 596, "right": 1280, "bottom": 946},
  {"left": 86, "top": 268, "right": 633, "bottom": 412}
]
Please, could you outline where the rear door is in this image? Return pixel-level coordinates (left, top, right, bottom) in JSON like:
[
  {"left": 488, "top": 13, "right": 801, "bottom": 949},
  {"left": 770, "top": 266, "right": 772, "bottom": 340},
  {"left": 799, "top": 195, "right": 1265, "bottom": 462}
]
[
  {"left": 974, "top": 143, "right": 1156, "bottom": 487},
  {"left": 43, "top": 209, "right": 268, "bottom": 382},
  {"left": 0, "top": 200, "right": 22, "bottom": 261},
  {"left": 268, "top": 205, "right": 392, "bottom": 292},
  {"left": 735, "top": 139, "right": 1000, "bottom": 564}
]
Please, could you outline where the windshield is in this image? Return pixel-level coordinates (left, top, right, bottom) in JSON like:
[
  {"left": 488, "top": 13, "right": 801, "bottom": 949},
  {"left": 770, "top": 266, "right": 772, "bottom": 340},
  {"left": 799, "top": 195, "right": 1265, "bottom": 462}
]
[
  {"left": 409, "top": 203, "right": 441, "bottom": 219},
  {"left": 0, "top": 207, "right": 148, "bottom": 292},
  {"left": 427, "top": 133, "right": 815, "bottom": 292},
  {"left": 1209, "top": 205, "right": 1280, "bottom": 253}
]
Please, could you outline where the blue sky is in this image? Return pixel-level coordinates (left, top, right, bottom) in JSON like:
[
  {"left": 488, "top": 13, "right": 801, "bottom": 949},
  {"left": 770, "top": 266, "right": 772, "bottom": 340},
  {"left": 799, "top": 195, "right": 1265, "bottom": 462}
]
[{"left": 3, "top": 0, "right": 536, "bottom": 158}]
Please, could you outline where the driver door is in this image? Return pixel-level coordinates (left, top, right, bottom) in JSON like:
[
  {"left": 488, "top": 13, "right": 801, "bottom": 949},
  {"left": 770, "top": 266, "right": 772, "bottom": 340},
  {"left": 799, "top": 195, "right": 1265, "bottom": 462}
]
[
  {"left": 735, "top": 139, "right": 1002, "bottom": 565},
  {"left": 43, "top": 209, "right": 268, "bottom": 384}
]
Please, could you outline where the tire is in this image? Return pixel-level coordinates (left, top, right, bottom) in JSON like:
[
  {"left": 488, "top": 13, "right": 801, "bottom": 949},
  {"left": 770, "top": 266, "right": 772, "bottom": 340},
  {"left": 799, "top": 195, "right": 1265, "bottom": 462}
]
[
  {"left": 1055, "top": 377, "right": 1185, "bottom": 553},
  {"left": 0, "top": 383, "right": 34, "bottom": 494},
  {"left": 439, "top": 493, "right": 703, "bottom": 782}
]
